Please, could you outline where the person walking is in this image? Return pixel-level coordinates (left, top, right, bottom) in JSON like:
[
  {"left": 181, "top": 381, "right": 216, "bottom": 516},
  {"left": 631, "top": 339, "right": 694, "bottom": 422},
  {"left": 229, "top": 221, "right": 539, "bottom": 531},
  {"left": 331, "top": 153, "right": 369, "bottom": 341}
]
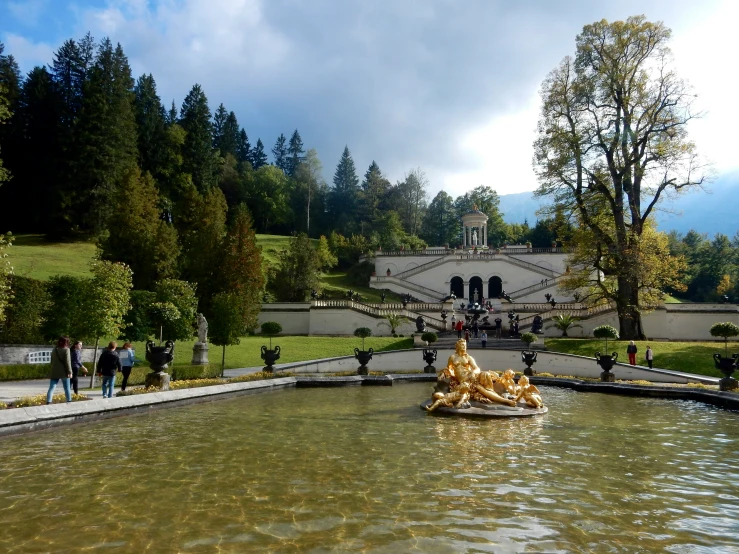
[
  {"left": 456, "top": 319, "right": 464, "bottom": 339},
  {"left": 119, "top": 342, "right": 137, "bottom": 391},
  {"left": 450, "top": 314, "right": 456, "bottom": 331},
  {"left": 627, "top": 341, "right": 638, "bottom": 366},
  {"left": 645, "top": 345, "right": 653, "bottom": 369},
  {"left": 494, "top": 317, "right": 502, "bottom": 339},
  {"left": 97, "top": 341, "right": 121, "bottom": 399},
  {"left": 481, "top": 330, "right": 488, "bottom": 348},
  {"left": 46, "top": 336, "right": 73, "bottom": 404},
  {"left": 472, "top": 320, "right": 479, "bottom": 339},
  {"left": 70, "top": 340, "right": 88, "bottom": 395},
  {"left": 464, "top": 329, "right": 470, "bottom": 345}
]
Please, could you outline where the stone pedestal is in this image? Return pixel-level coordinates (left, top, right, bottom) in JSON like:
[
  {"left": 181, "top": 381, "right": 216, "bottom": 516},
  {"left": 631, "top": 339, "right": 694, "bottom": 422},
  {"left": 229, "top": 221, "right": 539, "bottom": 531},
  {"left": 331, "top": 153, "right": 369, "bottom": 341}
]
[
  {"left": 191, "top": 342, "right": 209, "bottom": 365},
  {"left": 145, "top": 372, "right": 170, "bottom": 391}
]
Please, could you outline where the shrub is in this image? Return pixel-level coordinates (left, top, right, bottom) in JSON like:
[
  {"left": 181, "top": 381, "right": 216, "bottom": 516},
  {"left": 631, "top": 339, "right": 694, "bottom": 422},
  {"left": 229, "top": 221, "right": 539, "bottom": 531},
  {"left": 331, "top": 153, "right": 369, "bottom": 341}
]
[
  {"left": 354, "top": 327, "right": 372, "bottom": 350},
  {"left": 0, "top": 275, "right": 50, "bottom": 344},
  {"left": 0, "top": 401, "right": 7, "bottom": 409},
  {"left": 346, "top": 260, "right": 375, "bottom": 287},
  {"left": 421, "top": 332, "right": 438, "bottom": 343},
  {"left": 593, "top": 325, "right": 619, "bottom": 352},
  {"left": 521, "top": 332, "right": 538, "bottom": 346},
  {"left": 260, "top": 321, "right": 283, "bottom": 350},
  {"left": 710, "top": 322, "right": 739, "bottom": 355}
]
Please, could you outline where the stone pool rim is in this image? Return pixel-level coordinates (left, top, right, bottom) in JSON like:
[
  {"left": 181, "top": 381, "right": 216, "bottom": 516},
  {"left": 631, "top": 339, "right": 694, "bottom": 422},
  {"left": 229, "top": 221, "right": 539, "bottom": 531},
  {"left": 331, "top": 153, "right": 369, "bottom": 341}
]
[{"left": 0, "top": 374, "right": 738, "bottom": 438}]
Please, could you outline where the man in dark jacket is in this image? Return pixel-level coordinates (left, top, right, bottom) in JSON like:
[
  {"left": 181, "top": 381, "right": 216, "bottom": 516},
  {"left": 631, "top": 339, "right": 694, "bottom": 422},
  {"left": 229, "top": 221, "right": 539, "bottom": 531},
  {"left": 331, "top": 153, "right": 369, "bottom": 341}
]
[{"left": 97, "top": 341, "right": 121, "bottom": 398}]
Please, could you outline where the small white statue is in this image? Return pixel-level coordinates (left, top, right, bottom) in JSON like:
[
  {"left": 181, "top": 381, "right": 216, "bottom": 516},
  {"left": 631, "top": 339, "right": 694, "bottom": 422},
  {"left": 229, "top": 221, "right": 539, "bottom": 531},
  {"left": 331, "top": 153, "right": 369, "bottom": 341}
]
[
  {"left": 472, "top": 229, "right": 478, "bottom": 245},
  {"left": 197, "top": 313, "right": 208, "bottom": 343}
]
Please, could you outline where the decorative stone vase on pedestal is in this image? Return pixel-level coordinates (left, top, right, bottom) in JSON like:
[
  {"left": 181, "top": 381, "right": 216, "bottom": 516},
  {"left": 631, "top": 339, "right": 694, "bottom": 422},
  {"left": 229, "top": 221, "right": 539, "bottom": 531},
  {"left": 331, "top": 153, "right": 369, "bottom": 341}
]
[
  {"left": 595, "top": 352, "right": 618, "bottom": 382},
  {"left": 261, "top": 345, "right": 281, "bottom": 373},
  {"left": 354, "top": 348, "right": 374, "bottom": 375},
  {"left": 423, "top": 348, "right": 437, "bottom": 373},
  {"left": 713, "top": 353, "right": 739, "bottom": 391},
  {"left": 521, "top": 350, "right": 537, "bottom": 376},
  {"left": 145, "top": 340, "right": 174, "bottom": 390}
]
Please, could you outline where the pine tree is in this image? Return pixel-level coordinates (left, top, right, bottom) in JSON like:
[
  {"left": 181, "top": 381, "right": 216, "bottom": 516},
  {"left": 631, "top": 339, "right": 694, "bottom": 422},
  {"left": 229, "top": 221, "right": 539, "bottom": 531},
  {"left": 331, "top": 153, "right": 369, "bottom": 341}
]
[
  {"left": 249, "top": 138, "right": 268, "bottom": 169},
  {"left": 179, "top": 84, "right": 216, "bottom": 192},
  {"left": 329, "top": 145, "right": 360, "bottom": 234},
  {"left": 167, "top": 100, "right": 177, "bottom": 124},
  {"left": 99, "top": 167, "right": 180, "bottom": 290},
  {"left": 212, "top": 103, "right": 228, "bottom": 150},
  {"left": 133, "top": 74, "right": 168, "bottom": 181},
  {"left": 220, "top": 111, "right": 240, "bottom": 158},
  {"left": 272, "top": 133, "right": 288, "bottom": 172},
  {"left": 217, "top": 204, "right": 265, "bottom": 330},
  {"left": 236, "top": 128, "right": 251, "bottom": 163},
  {"left": 74, "top": 39, "right": 138, "bottom": 233},
  {"left": 359, "top": 161, "right": 390, "bottom": 231},
  {"left": 287, "top": 129, "right": 305, "bottom": 176}
]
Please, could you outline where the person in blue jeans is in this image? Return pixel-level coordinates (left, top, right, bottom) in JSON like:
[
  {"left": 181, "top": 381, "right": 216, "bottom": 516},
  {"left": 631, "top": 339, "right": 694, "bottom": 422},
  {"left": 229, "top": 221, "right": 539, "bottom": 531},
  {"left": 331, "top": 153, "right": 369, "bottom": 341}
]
[
  {"left": 97, "top": 341, "right": 121, "bottom": 398},
  {"left": 46, "top": 336, "right": 73, "bottom": 404}
]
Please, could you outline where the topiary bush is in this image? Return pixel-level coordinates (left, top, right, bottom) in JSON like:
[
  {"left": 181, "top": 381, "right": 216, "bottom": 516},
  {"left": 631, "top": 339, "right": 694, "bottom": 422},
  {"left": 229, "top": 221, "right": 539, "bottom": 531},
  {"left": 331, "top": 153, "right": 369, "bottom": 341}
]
[
  {"left": 260, "top": 321, "right": 283, "bottom": 349},
  {"left": 421, "top": 332, "right": 438, "bottom": 343},
  {"left": 354, "top": 327, "right": 372, "bottom": 350},
  {"left": 521, "top": 332, "right": 538, "bottom": 346},
  {"left": 710, "top": 322, "right": 739, "bottom": 356},
  {"left": 593, "top": 325, "right": 619, "bottom": 352}
]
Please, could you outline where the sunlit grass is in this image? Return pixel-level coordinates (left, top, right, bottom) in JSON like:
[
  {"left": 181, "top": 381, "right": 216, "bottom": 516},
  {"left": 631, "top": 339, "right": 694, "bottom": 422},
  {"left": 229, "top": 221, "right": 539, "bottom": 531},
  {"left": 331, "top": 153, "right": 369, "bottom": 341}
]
[
  {"left": 545, "top": 338, "right": 730, "bottom": 378},
  {"left": 9, "top": 235, "right": 97, "bottom": 280}
]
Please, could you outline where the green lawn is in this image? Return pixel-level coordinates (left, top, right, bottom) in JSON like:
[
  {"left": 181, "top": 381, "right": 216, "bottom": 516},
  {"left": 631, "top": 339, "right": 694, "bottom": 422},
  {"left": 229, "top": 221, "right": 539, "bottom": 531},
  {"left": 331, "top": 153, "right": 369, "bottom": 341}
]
[
  {"left": 255, "top": 233, "right": 303, "bottom": 267},
  {"left": 126, "top": 335, "right": 413, "bottom": 370},
  {"left": 9, "top": 235, "right": 97, "bottom": 280},
  {"left": 545, "top": 338, "right": 731, "bottom": 378}
]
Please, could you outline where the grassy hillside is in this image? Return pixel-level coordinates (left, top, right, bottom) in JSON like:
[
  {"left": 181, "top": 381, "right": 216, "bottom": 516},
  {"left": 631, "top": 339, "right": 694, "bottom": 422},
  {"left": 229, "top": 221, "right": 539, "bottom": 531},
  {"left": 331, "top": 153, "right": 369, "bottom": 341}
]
[
  {"left": 545, "top": 338, "right": 728, "bottom": 378},
  {"left": 7, "top": 233, "right": 399, "bottom": 302},
  {"left": 9, "top": 235, "right": 96, "bottom": 280}
]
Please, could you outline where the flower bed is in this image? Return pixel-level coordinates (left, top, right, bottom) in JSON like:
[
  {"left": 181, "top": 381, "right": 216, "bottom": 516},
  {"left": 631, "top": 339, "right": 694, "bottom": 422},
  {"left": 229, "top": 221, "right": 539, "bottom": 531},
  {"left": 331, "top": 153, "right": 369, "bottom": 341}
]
[{"left": 116, "top": 371, "right": 294, "bottom": 397}]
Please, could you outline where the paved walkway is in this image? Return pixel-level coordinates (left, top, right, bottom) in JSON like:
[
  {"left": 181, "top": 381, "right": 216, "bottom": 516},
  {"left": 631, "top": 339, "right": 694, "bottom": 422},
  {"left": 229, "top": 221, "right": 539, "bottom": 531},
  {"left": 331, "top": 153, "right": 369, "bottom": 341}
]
[{"left": 0, "top": 367, "right": 265, "bottom": 404}]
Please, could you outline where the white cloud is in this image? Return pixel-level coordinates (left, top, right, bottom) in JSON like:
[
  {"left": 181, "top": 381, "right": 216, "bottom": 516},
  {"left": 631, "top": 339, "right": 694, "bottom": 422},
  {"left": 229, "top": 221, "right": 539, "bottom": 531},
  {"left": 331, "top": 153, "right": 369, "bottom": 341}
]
[
  {"left": 2, "top": 33, "right": 55, "bottom": 70},
  {"left": 7, "top": 0, "right": 49, "bottom": 25}
]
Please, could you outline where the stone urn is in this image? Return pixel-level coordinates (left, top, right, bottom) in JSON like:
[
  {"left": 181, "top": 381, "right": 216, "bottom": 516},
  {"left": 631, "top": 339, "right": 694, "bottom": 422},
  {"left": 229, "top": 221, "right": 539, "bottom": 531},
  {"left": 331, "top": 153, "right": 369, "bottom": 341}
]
[
  {"left": 261, "top": 345, "right": 281, "bottom": 373},
  {"left": 354, "top": 347, "right": 374, "bottom": 375},
  {"left": 521, "top": 350, "right": 538, "bottom": 376},
  {"left": 422, "top": 348, "right": 438, "bottom": 374},
  {"left": 595, "top": 351, "right": 618, "bottom": 382},
  {"left": 145, "top": 340, "right": 174, "bottom": 390},
  {"left": 713, "top": 353, "right": 739, "bottom": 391}
]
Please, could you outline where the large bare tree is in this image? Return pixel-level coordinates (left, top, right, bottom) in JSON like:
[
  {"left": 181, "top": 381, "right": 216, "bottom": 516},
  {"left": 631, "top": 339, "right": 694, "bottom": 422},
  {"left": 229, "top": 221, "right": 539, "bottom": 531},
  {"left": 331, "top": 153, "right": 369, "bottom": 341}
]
[{"left": 534, "top": 16, "right": 708, "bottom": 338}]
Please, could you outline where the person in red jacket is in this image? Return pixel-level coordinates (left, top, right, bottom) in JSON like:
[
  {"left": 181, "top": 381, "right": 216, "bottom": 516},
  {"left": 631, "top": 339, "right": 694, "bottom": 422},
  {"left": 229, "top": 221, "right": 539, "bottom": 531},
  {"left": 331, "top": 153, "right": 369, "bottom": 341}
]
[{"left": 456, "top": 319, "right": 464, "bottom": 338}]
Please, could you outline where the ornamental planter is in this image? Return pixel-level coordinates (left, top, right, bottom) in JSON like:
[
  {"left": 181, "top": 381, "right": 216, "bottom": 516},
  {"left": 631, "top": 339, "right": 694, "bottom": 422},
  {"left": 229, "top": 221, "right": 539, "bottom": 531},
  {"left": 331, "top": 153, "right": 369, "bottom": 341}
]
[
  {"left": 521, "top": 350, "right": 537, "bottom": 376},
  {"left": 713, "top": 353, "right": 739, "bottom": 391},
  {"left": 261, "top": 345, "right": 281, "bottom": 373},
  {"left": 354, "top": 348, "right": 374, "bottom": 375},
  {"left": 145, "top": 340, "right": 174, "bottom": 390},
  {"left": 595, "top": 352, "right": 618, "bottom": 381},
  {"left": 422, "top": 348, "right": 438, "bottom": 374}
]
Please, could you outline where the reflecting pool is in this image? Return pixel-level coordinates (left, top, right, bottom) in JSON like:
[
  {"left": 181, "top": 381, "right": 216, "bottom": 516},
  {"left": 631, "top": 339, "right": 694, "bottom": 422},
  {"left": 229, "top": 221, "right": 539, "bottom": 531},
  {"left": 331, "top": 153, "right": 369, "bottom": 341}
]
[{"left": 1, "top": 384, "right": 739, "bottom": 552}]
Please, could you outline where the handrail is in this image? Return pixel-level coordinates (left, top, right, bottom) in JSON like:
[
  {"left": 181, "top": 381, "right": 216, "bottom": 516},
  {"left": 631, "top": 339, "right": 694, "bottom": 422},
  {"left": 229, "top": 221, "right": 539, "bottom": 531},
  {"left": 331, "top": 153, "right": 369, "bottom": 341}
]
[
  {"left": 392, "top": 254, "right": 455, "bottom": 279},
  {"left": 516, "top": 302, "right": 616, "bottom": 328},
  {"left": 501, "top": 255, "right": 558, "bottom": 278},
  {"left": 374, "top": 247, "right": 568, "bottom": 256},
  {"left": 372, "top": 276, "right": 447, "bottom": 300},
  {"left": 508, "top": 277, "right": 560, "bottom": 299},
  {"left": 310, "top": 300, "right": 446, "bottom": 331}
]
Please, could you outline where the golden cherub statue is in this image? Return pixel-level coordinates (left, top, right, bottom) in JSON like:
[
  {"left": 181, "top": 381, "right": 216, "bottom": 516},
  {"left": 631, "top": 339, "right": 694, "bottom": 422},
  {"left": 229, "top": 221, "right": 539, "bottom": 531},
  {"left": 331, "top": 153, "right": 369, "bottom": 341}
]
[
  {"left": 514, "top": 375, "right": 544, "bottom": 409},
  {"left": 425, "top": 339, "right": 517, "bottom": 412}
]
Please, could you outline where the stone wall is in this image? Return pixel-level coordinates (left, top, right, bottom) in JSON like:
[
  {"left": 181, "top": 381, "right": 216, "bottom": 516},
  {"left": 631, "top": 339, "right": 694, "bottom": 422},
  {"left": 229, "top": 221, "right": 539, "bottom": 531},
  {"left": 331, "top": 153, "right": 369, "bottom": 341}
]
[{"left": 272, "top": 348, "right": 704, "bottom": 384}]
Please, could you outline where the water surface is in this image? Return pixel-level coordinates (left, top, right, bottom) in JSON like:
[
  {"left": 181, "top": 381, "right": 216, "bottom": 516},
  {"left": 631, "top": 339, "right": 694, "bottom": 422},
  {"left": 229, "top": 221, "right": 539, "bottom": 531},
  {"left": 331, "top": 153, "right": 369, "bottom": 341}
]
[{"left": 1, "top": 384, "right": 738, "bottom": 553}]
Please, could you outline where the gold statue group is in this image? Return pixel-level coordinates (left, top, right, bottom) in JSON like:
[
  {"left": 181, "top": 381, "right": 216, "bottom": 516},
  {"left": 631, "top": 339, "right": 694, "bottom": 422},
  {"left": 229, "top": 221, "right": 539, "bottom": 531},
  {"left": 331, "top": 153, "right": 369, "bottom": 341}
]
[{"left": 426, "top": 338, "right": 544, "bottom": 412}]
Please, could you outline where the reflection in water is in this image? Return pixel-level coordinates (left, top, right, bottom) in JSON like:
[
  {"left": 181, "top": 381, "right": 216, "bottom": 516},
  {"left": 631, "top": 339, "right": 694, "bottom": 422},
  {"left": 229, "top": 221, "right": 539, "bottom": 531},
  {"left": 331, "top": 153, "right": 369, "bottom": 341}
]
[{"left": 0, "top": 384, "right": 737, "bottom": 552}]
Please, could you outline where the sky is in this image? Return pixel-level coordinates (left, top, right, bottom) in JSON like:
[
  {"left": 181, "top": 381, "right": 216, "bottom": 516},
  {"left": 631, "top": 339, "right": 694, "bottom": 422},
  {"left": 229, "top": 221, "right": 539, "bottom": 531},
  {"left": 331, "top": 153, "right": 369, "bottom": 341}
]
[{"left": 1, "top": 0, "right": 737, "bottom": 199}]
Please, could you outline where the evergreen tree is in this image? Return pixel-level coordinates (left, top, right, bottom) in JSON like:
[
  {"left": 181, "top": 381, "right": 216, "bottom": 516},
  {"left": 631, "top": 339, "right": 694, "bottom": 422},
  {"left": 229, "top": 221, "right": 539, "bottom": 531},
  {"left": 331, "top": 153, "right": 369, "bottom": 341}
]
[
  {"left": 133, "top": 74, "right": 168, "bottom": 181},
  {"left": 359, "top": 161, "right": 391, "bottom": 232},
  {"left": 329, "top": 146, "right": 360, "bottom": 234},
  {"left": 236, "top": 128, "right": 251, "bottom": 163},
  {"left": 243, "top": 165, "right": 291, "bottom": 232},
  {"left": 249, "top": 138, "right": 268, "bottom": 169},
  {"left": 271, "top": 133, "right": 288, "bottom": 172},
  {"left": 219, "top": 111, "right": 240, "bottom": 159},
  {"left": 216, "top": 204, "right": 265, "bottom": 330},
  {"left": 74, "top": 39, "right": 138, "bottom": 233},
  {"left": 99, "top": 168, "right": 180, "bottom": 290},
  {"left": 179, "top": 83, "right": 216, "bottom": 192},
  {"left": 212, "top": 103, "right": 228, "bottom": 150},
  {"left": 167, "top": 100, "right": 177, "bottom": 124},
  {"left": 287, "top": 129, "right": 305, "bottom": 176},
  {"left": 421, "top": 191, "right": 457, "bottom": 247}
]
